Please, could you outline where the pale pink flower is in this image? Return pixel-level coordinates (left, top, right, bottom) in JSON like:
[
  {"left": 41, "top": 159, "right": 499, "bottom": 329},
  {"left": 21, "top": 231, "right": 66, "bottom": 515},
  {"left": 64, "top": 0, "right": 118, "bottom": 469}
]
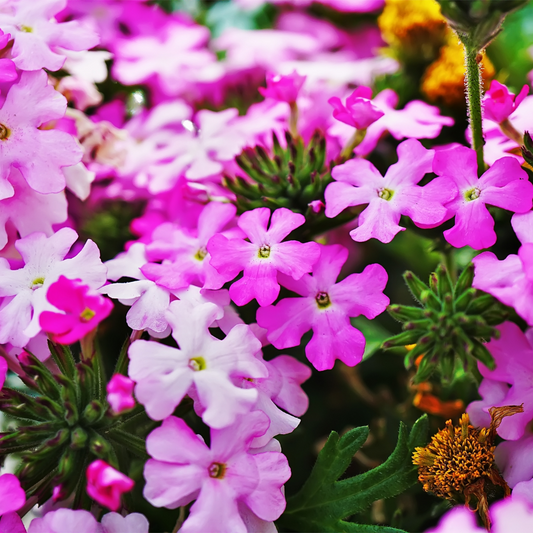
[
  {"left": 143, "top": 412, "right": 291, "bottom": 533},
  {"left": 259, "top": 71, "right": 306, "bottom": 104},
  {"left": 86, "top": 460, "right": 134, "bottom": 511},
  {"left": 106, "top": 374, "right": 135, "bottom": 415},
  {"left": 483, "top": 80, "right": 529, "bottom": 124},
  {"left": 207, "top": 207, "right": 320, "bottom": 306},
  {"left": 328, "top": 86, "right": 384, "bottom": 129},
  {"left": 39, "top": 276, "right": 113, "bottom": 345},
  {"left": 0, "top": 228, "right": 107, "bottom": 348},
  {"left": 433, "top": 147, "right": 533, "bottom": 250},
  {"left": 257, "top": 244, "right": 389, "bottom": 370},
  {"left": 129, "top": 299, "right": 266, "bottom": 427},
  {"left": 100, "top": 513, "right": 149, "bottom": 533},
  {"left": 0, "top": 0, "right": 99, "bottom": 72},
  {"left": 0, "top": 70, "right": 83, "bottom": 199},
  {"left": 28, "top": 509, "right": 99, "bottom": 533},
  {"left": 325, "top": 139, "right": 455, "bottom": 243}
]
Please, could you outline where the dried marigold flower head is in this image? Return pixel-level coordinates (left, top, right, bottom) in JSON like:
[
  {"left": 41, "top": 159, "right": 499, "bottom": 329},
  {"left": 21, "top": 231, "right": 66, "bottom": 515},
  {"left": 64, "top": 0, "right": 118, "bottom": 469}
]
[
  {"left": 378, "top": 0, "right": 447, "bottom": 59},
  {"left": 413, "top": 405, "right": 523, "bottom": 530}
]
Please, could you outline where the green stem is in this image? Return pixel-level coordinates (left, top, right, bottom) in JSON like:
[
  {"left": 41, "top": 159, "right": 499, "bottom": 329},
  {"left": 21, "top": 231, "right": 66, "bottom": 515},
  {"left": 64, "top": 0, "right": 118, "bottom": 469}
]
[
  {"left": 289, "top": 102, "right": 299, "bottom": 138},
  {"left": 340, "top": 128, "right": 366, "bottom": 162},
  {"left": 464, "top": 48, "right": 485, "bottom": 177}
]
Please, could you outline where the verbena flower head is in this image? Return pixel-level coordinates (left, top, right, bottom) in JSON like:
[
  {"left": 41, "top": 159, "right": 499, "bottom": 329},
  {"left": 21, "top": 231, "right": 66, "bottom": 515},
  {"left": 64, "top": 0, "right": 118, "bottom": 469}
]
[
  {"left": 143, "top": 412, "right": 291, "bottom": 533},
  {"left": 0, "top": 228, "right": 107, "bottom": 348},
  {"left": 433, "top": 147, "right": 533, "bottom": 250},
  {"left": 0, "top": 70, "right": 83, "bottom": 199},
  {"left": 39, "top": 275, "right": 113, "bottom": 345},
  {"left": 328, "top": 86, "right": 384, "bottom": 130},
  {"left": 86, "top": 460, "right": 134, "bottom": 511},
  {"left": 483, "top": 80, "right": 529, "bottom": 124},
  {"left": 325, "top": 139, "right": 455, "bottom": 243},
  {"left": 258, "top": 71, "right": 306, "bottom": 104},
  {"left": 207, "top": 207, "right": 320, "bottom": 306},
  {"left": 257, "top": 244, "right": 389, "bottom": 370}
]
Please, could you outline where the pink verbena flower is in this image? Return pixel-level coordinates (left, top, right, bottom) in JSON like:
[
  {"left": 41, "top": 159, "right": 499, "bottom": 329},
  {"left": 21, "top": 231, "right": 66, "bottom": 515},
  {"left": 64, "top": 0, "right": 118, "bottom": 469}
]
[
  {"left": 328, "top": 86, "right": 384, "bottom": 130},
  {"left": 106, "top": 374, "right": 135, "bottom": 415},
  {"left": 354, "top": 89, "right": 454, "bottom": 157},
  {"left": 39, "top": 275, "right": 113, "bottom": 344},
  {"left": 467, "top": 322, "right": 533, "bottom": 441},
  {"left": 0, "top": 0, "right": 99, "bottom": 72},
  {"left": 258, "top": 71, "right": 306, "bottom": 104},
  {"left": 29, "top": 509, "right": 100, "bottom": 533},
  {"left": 100, "top": 513, "right": 149, "bottom": 533},
  {"left": 433, "top": 147, "right": 533, "bottom": 250},
  {"left": 86, "top": 460, "right": 134, "bottom": 511},
  {"left": 0, "top": 474, "right": 25, "bottom": 516},
  {"left": 143, "top": 412, "right": 291, "bottom": 533},
  {"left": 0, "top": 70, "right": 83, "bottom": 199},
  {"left": 207, "top": 207, "right": 320, "bottom": 306},
  {"left": 472, "top": 244, "right": 533, "bottom": 325},
  {"left": 483, "top": 80, "right": 529, "bottom": 124},
  {"left": 0, "top": 228, "right": 107, "bottom": 348},
  {"left": 257, "top": 244, "right": 389, "bottom": 370},
  {"left": 128, "top": 298, "right": 266, "bottom": 427},
  {"left": 495, "top": 431, "right": 533, "bottom": 490},
  {"left": 325, "top": 139, "right": 455, "bottom": 243}
]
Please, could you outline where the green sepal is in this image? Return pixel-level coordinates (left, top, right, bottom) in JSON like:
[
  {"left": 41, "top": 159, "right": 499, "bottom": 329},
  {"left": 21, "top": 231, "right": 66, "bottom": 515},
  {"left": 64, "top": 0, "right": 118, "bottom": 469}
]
[
  {"left": 82, "top": 400, "right": 106, "bottom": 426},
  {"left": 0, "top": 388, "right": 56, "bottom": 422},
  {"left": 454, "top": 264, "right": 475, "bottom": 297},
  {"left": 454, "top": 288, "right": 476, "bottom": 312},
  {"left": 470, "top": 339, "right": 496, "bottom": 370},
  {"left": 70, "top": 427, "right": 89, "bottom": 450},
  {"left": 413, "top": 355, "right": 436, "bottom": 383},
  {"left": 420, "top": 290, "right": 441, "bottom": 313},
  {"left": 522, "top": 131, "right": 533, "bottom": 167},
  {"left": 435, "top": 265, "right": 453, "bottom": 299},
  {"left": 387, "top": 304, "right": 426, "bottom": 322},
  {"left": 48, "top": 340, "right": 76, "bottom": 379},
  {"left": 19, "top": 353, "right": 61, "bottom": 400},
  {"left": 466, "top": 293, "right": 497, "bottom": 315},
  {"left": 382, "top": 330, "right": 423, "bottom": 349},
  {"left": 403, "top": 271, "right": 429, "bottom": 303},
  {"left": 278, "top": 416, "right": 428, "bottom": 533}
]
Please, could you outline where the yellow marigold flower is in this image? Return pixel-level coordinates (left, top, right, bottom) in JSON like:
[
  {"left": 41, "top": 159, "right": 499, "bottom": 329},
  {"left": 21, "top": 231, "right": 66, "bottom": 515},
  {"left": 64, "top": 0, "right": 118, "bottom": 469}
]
[
  {"left": 378, "top": 0, "right": 447, "bottom": 59},
  {"left": 421, "top": 40, "right": 495, "bottom": 106},
  {"left": 413, "top": 406, "right": 523, "bottom": 530}
]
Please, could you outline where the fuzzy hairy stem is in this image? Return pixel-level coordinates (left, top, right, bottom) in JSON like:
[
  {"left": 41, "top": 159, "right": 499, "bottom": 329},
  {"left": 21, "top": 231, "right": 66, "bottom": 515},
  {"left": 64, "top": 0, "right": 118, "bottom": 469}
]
[{"left": 464, "top": 47, "right": 485, "bottom": 176}]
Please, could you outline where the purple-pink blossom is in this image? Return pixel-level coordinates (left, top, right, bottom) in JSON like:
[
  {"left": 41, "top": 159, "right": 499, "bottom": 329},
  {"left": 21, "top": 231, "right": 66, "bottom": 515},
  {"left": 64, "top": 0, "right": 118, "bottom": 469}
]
[
  {"left": 39, "top": 276, "right": 113, "bottom": 345},
  {"left": 106, "top": 374, "right": 136, "bottom": 415},
  {"left": 259, "top": 71, "right": 306, "bottom": 104},
  {"left": 257, "top": 244, "right": 389, "bottom": 370},
  {"left": 143, "top": 412, "right": 290, "bottom": 533},
  {"left": 483, "top": 80, "right": 529, "bottom": 124},
  {"left": 328, "top": 86, "right": 384, "bottom": 130},
  {"left": 325, "top": 139, "right": 456, "bottom": 243},
  {"left": 433, "top": 146, "right": 533, "bottom": 250},
  {"left": 207, "top": 207, "right": 320, "bottom": 306},
  {"left": 86, "top": 460, "right": 134, "bottom": 511}
]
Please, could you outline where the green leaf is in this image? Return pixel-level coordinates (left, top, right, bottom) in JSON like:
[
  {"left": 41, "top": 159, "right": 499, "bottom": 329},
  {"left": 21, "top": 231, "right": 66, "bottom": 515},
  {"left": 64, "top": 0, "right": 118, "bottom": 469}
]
[
  {"left": 351, "top": 316, "right": 391, "bottom": 361},
  {"left": 278, "top": 416, "right": 429, "bottom": 532}
]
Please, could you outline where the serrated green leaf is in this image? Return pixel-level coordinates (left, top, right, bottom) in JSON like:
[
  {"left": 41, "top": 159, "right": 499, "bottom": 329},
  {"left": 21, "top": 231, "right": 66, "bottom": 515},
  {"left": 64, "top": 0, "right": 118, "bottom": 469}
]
[{"left": 278, "top": 417, "right": 428, "bottom": 532}]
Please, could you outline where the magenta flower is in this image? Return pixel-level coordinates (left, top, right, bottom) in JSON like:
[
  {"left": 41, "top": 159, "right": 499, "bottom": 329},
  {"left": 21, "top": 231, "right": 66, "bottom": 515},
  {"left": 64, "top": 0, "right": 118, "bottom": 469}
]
[
  {"left": 0, "top": 70, "right": 83, "bottom": 199},
  {"left": 143, "top": 412, "right": 291, "bottom": 533},
  {"left": 467, "top": 321, "right": 533, "bottom": 441},
  {"left": 0, "top": 474, "right": 25, "bottom": 516},
  {"left": 473, "top": 244, "right": 533, "bottom": 325},
  {"left": 257, "top": 244, "right": 389, "bottom": 370},
  {"left": 325, "top": 139, "right": 456, "bottom": 243},
  {"left": 258, "top": 71, "right": 306, "bottom": 104},
  {"left": 39, "top": 276, "right": 113, "bottom": 345},
  {"left": 128, "top": 299, "right": 266, "bottom": 427},
  {"left": 483, "top": 80, "right": 529, "bottom": 124},
  {"left": 433, "top": 147, "right": 533, "bottom": 249},
  {"left": 0, "top": 0, "right": 99, "bottom": 72},
  {"left": 86, "top": 460, "right": 134, "bottom": 512},
  {"left": 106, "top": 374, "right": 135, "bottom": 415},
  {"left": 207, "top": 207, "right": 320, "bottom": 306},
  {"left": 0, "top": 228, "right": 107, "bottom": 348},
  {"left": 328, "top": 86, "right": 384, "bottom": 130}
]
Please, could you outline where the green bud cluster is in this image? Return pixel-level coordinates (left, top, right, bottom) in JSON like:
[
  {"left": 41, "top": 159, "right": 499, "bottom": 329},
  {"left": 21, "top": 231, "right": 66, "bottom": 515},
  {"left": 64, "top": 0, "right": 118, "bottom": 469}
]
[
  {"left": 522, "top": 131, "right": 533, "bottom": 168},
  {"left": 436, "top": 0, "right": 529, "bottom": 52},
  {"left": 382, "top": 264, "right": 511, "bottom": 383},
  {"left": 224, "top": 130, "right": 332, "bottom": 215},
  {"left": 0, "top": 342, "right": 148, "bottom": 510}
]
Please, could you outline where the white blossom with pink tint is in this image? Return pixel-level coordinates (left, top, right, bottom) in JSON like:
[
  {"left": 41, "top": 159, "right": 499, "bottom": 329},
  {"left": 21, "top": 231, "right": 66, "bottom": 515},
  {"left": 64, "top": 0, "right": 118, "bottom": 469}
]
[
  {"left": 28, "top": 509, "right": 100, "bottom": 533},
  {"left": 0, "top": 70, "right": 83, "bottom": 199},
  {"left": 143, "top": 412, "right": 290, "bottom": 533},
  {"left": 129, "top": 298, "right": 267, "bottom": 427},
  {"left": 0, "top": 0, "right": 99, "bottom": 72},
  {"left": 0, "top": 228, "right": 107, "bottom": 348}
]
